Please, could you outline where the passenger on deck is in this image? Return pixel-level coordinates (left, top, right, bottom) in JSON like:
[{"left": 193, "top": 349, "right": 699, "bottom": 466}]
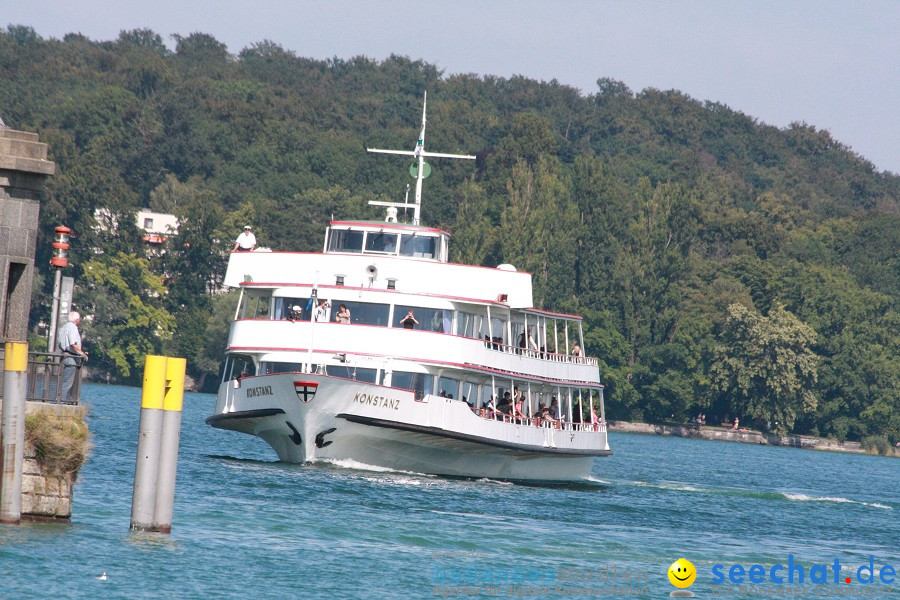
[
  {"left": 483, "top": 396, "right": 498, "bottom": 418},
  {"left": 542, "top": 406, "right": 559, "bottom": 426},
  {"left": 314, "top": 299, "right": 330, "bottom": 322},
  {"left": 400, "top": 310, "right": 419, "bottom": 329},
  {"left": 233, "top": 226, "right": 256, "bottom": 252},
  {"left": 571, "top": 342, "right": 582, "bottom": 357},
  {"left": 512, "top": 396, "right": 526, "bottom": 421},
  {"left": 496, "top": 393, "right": 512, "bottom": 415},
  {"left": 549, "top": 397, "right": 560, "bottom": 420},
  {"left": 287, "top": 305, "right": 303, "bottom": 321},
  {"left": 335, "top": 304, "right": 351, "bottom": 324},
  {"left": 526, "top": 328, "right": 538, "bottom": 351}
]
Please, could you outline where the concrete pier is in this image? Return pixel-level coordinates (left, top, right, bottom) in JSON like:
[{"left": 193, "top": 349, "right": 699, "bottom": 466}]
[{"left": 0, "top": 125, "right": 56, "bottom": 343}]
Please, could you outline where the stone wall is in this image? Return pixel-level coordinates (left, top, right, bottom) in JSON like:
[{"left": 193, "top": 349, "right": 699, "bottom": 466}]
[
  {"left": 22, "top": 441, "right": 73, "bottom": 520},
  {"left": 0, "top": 400, "right": 85, "bottom": 521},
  {"left": 608, "top": 420, "right": 899, "bottom": 457}
]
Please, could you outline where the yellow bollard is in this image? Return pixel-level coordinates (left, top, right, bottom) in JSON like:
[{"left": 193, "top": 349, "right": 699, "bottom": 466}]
[
  {"left": 130, "top": 355, "right": 169, "bottom": 532},
  {"left": 153, "top": 357, "right": 186, "bottom": 533}
]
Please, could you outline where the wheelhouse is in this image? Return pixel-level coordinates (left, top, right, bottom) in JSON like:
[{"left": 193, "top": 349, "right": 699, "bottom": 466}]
[{"left": 324, "top": 221, "right": 450, "bottom": 262}]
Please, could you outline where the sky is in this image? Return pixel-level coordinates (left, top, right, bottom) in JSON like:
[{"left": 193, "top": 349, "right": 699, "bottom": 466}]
[{"left": 5, "top": 0, "right": 899, "bottom": 174}]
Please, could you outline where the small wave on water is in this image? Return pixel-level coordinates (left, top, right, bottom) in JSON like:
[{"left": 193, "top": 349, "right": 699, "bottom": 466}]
[
  {"left": 475, "top": 477, "right": 513, "bottom": 486},
  {"left": 317, "top": 458, "right": 440, "bottom": 488},
  {"left": 781, "top": 493, "right": 892, "bottom": 510},
  {"left": 624, "top": 480, "right": 892, "bottom": 509},
  {"left": 632, "top": 480, "right": 708, "bottom": 493},
  {"left": 319, "top": 457, "right": 414, "bottom": 473}
]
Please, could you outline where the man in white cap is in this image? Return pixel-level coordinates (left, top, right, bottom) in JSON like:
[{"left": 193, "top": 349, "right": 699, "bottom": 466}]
[
  {"left": 58, "top": 311, "right": 88, "bottom": 403},
  {"left": 233, "top": 226, "right": 256, "bottom": 252}
]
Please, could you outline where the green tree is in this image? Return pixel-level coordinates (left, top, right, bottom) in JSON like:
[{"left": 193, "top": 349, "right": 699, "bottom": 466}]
[
  {"left": 499, "top": 157, "right": 580, "bottom": 307},
  {"left": 449, "top": 178, "right": 497, "bottom": 266},
  {"left": 712, "top": 303, "right": 818, "bottom": 433},
  {"left": 81, "top": 253, "right": 175, "bottom": 379}
]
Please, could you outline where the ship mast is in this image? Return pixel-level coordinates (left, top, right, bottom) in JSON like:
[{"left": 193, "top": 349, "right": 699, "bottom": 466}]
[{"left": 367, "top": 92, "right": 475, "bottom": 225}]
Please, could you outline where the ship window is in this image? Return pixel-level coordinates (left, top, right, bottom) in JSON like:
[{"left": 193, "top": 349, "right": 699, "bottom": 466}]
[
  {"left": 364, "top": 232, "right": 399, "bottom": 254},
  {"left": 438, "top": 376, "right": 459, "bottom": 399},
  {"left": 480, "top": 385, "right": 495, "bottom": 408},
  {"left": 455, "top": 311, "right": 481, "bottom": 338},
  {"left": 340, "top": 301, "right": 390, "bottom": 326},
  {"left": 460, "top": 382, "right": 478, "bottom": 406},
  {"left": 399, "top": 234, "right": 437, "bottom": 259},
  {"left": 328, "top": 230, "right": 364, "bottom": 253},
  {"left": 394, "top": 305, "right": 452, "bottom": 333},
  {"left": 273, "top": 297, "right": 311, "bottom": 321},
  {"left": 391, "top": 371, "right": 433, "bottom": 400},
  {"left": 248, "top": 294, "right": 271, "bottom": 319},
  {"left": 489, "top": 317, "right": 508, "bottom": 346},
  {"left": 223, "top": 355, "right": 255, "bottom": 382},
  {"left": 328, "top": 366, "right": 377, "bottom": 383},
  {"left": 259, "top": 362, "right": 302, "bottom": 374}
]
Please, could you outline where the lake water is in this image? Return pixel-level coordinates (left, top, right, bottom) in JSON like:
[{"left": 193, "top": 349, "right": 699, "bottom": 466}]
[{"left": 1, "top": 383, "right": 896, "bottom": 598}]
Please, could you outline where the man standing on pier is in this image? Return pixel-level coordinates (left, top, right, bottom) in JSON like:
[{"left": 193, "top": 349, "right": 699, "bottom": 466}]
[{"left": 58, "top": 311, "right": 87, "bottom": 403}]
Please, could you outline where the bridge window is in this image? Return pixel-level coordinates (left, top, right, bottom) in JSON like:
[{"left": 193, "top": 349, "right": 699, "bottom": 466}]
[
  {"left": 364, "top": 232, "right": 398, "bottom": 254},
  {"left": 399, "top": 234, "right": 437, "bottom": 259},
  {"left": 328, "top": 230, "right": 364, "bottom": 253}
]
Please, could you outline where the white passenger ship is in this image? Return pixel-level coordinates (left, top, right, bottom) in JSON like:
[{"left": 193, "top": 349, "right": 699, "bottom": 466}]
[{"left": 207, "top": 94, "right": 611, "bottom": 481}]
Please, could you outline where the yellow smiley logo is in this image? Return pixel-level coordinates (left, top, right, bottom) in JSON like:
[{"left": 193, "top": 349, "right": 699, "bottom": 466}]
[{"left": 668, "top": 558, "right": 696, "bottom": 588}]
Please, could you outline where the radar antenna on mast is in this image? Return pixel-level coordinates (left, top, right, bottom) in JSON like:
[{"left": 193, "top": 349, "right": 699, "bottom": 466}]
[{"left": 367, "top": 92, "right": 475, "bottom": 225}]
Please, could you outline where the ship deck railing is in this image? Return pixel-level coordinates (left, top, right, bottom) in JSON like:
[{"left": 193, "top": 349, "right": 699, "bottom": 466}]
[
  {"left": 0, "top": 349, "right": 83, "bottom": 405},
  {"left": 482, "top": 339, "right": 598, "bottom": 367},
  {"left": 473, "top": 407, "right": 606, "bottom": 433}
]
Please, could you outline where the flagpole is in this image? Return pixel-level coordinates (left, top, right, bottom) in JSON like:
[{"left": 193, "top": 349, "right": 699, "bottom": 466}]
[{"left": 307, "top": 271, "right": 319, "bottom": 373}]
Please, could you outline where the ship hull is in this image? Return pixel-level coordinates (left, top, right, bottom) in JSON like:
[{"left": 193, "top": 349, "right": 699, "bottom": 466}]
[{"left": 208, "top": 373, "right": 610, "bottom": 482}]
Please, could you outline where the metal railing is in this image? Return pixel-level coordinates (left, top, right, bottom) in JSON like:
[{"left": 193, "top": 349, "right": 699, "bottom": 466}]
[
  {"left": 472, "top": 406, "right": 606, "bottom": 433},
  {"left": 482, "top": 338, "right": 599, "bottom": 367},
  {"left": 0, "top": 349, "right": 83, "bottom": 405}
]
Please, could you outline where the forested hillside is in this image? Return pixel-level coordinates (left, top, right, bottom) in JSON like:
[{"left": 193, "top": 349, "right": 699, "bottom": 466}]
[{"left": 2, "top": 26, "right": 896, "bottom": 444}]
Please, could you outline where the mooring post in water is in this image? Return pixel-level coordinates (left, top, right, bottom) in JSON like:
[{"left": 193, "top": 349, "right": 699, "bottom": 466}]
[
  {"left": 0, "top": 341, "right": 28, "bottom": 525},
  {"left": 130, "top": 355, "right": 167, "bottom": 531},
  {"left": 130, "top": 355, "right": 186, "bottom": 533},
  {"left": 152, "top": 356, "right": 185, "bottom": 534}
]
